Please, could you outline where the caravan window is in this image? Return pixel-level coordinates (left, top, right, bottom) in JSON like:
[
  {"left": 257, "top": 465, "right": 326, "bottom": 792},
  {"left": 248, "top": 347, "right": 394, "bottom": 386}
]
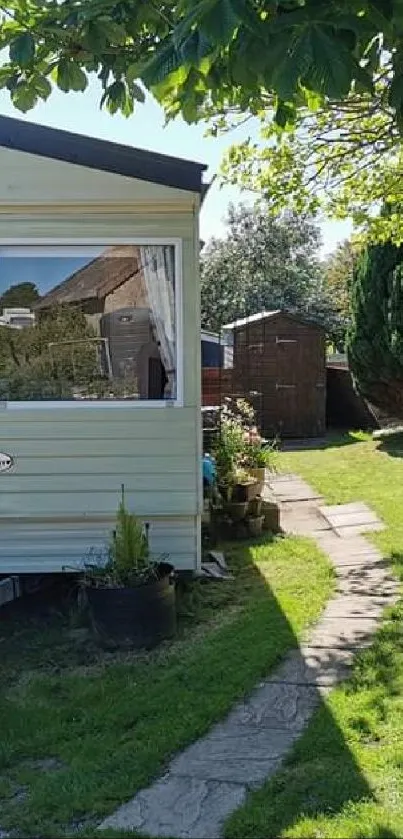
[{"left": 0, "top": 242, "right": 180, "bottom": 404}]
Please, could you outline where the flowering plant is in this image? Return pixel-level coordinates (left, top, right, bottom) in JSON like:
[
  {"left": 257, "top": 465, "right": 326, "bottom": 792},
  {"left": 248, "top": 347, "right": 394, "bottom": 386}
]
[{"left": 214, "top": 398, "right": 277, "bottom": 485}]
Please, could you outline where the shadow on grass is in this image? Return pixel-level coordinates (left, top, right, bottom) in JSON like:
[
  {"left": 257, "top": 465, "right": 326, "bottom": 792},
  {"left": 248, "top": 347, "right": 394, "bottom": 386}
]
[
  {"left": 0, "top": 534, "right": 322, "bottom": 837},
  {"left": 225, "top": 677, "right": 401, "bottom": 838},
  {"left": 281, "top": 431, "right": 368, "bottom": 453},
  {"left": 377, "top": 431, "right": 403, "bottom": 459},
  {"left": 225, "top": 553, "right": 403, "bottom": 839},
  {"left": 0, "top": 537, "right": 396, "bottom": 839},
  {"left": 225, "top": 704, "right": 369, "bottom": 838}
]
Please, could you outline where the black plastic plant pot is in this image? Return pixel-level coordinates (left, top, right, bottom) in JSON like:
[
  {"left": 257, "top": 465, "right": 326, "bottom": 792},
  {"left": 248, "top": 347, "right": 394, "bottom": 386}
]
[{"left": 86, "top": 562, "right": 176, "bottom": 650}]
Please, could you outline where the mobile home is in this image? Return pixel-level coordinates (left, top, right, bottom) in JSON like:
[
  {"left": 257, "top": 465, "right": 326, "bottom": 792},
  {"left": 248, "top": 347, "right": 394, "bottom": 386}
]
[{"left": 0, "top": 116, "right": 206, "bottom": 575}]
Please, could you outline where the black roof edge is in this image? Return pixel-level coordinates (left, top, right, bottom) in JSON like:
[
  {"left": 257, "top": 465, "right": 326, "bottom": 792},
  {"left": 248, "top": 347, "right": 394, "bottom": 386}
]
[
  {"left": 0, "top": 114, "right": 207, "bottom": 193},
  {"left": 200, "top": 181, "right": 212, "bottom": 205}
]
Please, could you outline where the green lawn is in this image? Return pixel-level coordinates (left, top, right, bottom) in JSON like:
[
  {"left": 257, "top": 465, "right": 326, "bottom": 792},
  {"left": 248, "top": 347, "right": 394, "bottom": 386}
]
[
  {"left": 0, "top": 533, "right": 332, "bottom": 838},
  {"left": 226, "top": 432, "right": 403, "bottom": 839}
]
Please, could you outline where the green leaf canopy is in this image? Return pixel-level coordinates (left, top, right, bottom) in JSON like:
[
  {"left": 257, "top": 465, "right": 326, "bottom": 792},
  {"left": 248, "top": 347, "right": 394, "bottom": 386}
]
[{"left": 0, "top": 0, "right": 400, "bottom": 129}]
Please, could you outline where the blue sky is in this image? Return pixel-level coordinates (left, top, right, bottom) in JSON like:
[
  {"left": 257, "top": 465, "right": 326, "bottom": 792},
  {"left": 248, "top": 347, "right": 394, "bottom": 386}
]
[
  {"left": 0, "top": 256, "right": 90, "bottom": 297},
  {"left": 0, "top": 81, "right": 352, "bottom": 254}
]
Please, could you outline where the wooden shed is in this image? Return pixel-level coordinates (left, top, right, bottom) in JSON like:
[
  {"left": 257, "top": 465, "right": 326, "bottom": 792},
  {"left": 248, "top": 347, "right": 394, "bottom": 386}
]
[
  {"left": 223, "top": 310, "right": 326, "bottom": 438},
  {"left": 0, "top": 115, "right": 206, "bottom": 576}
]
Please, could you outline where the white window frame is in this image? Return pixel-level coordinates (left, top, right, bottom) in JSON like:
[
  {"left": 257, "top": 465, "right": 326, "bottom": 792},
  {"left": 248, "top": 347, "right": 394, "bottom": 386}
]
[{"left": 0, "top": 237, "right": 184, "bottom": 410}]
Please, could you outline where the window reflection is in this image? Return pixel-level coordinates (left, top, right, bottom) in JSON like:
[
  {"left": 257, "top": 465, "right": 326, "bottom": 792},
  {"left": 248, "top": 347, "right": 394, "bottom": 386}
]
[{"left": 0, "top": 245, "right": 177, "bottom": 401}]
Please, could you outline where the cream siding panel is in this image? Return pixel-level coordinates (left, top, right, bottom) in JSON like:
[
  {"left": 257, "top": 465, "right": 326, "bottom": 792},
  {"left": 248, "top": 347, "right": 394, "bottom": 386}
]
[
  {"left": 0, "top": 412, "right": 195, "bottom": 438},
  {"left": 0, "top": 517, "right": 197, "bottom": 573},
  {"left": 0, "top": 476, "right": 194, "bottom": 496},
  {"left": 0, "top": 147, "right": 196, "bottom": 206},
  {"left": 0, "top": 456, "right": 193, "bottom": 476},
  {"left": 2, "top": 476, "right": 196, "bottom": 495},
  {"left": 0, "top": 438, "right": 195, "bottom": 458}
]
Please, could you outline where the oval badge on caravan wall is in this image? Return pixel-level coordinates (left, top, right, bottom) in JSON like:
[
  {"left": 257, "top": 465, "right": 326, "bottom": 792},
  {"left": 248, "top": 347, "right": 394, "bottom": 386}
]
[{"left": 0, "top": 453, "right": 13, "bottom": 473}]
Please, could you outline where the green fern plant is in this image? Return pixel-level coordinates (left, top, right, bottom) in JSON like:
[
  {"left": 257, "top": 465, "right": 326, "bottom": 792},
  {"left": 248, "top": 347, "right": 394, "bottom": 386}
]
[
  {"left": 109, "top": 485, "right": 152, "bottom": 586},
  {"left": 83, "top": 485, "right": 156, "bottom": 588}
]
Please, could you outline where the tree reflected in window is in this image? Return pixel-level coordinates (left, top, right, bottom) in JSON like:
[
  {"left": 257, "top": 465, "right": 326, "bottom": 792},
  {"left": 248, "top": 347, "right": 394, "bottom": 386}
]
[{"left": 0, "top": 245, "right": 177, "bottom": 401}]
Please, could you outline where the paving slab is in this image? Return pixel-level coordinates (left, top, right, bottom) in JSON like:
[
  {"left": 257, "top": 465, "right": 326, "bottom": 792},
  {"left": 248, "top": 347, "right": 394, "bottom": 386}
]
[
  {"left": 169, "top": 724, "right": 294, "bottom": 785},
  {"left": 268, "top": 475, "right": 323, "bottom": 502},
  {"left": 281, "top": 519, "right": 331, "bottom": 536},
  {"left": 321, "top": 595, "right": 390, "bottom": 620},
  {"left": 320, "top": 502, "right": 372, "bottom": 517},
  {"left": 319, "top": 502, "right": 383, "bottom": 536},
  {"left": 318, "top": 502, "right": 385, "bottom": 537},
  {"left": 328, "top": 511, "right": 382, "bottom": 527},
  {"left": 317, "top": 540, "right": 382, "bottom": 559},
  {"left": 308, "top": 617, "right": 380, "bottom": 649},
  {"left": 99, "top": 475, "right": 398, "bottom": 839},
  {"left": 170, "top": 754, "right": 283, "bottom": 788},
  {"left": 280, "top": 506, "right": 331, "bottom": 535},
  {"left": 336, "top": 573, "right": 397, "bottom": 599},
  {"left": 224, "top": 681, "right": 319, "bottom": 731},
  {"left": 335, "top": 522, "right": 386, "bottom": 538},
  {"left": 275, "top": 488, "right": 323, "bottom": 502},
  {"left": 100, "top": 775, "right": 247, "bottom": 839},
  {"left": 319, "top": 550, "right": 385, "bottom": 568},
  {"left": 266, "top": 646, "right": 354, "bottom": 687},
  {"left": 317, "top": 533, "right": 379, "bottom": 551}
]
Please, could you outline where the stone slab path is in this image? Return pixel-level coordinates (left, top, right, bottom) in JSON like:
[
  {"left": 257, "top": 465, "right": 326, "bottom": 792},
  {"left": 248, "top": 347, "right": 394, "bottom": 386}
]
[
  {"left": 319, "top": 501, "right": 386, "bottom": 538},
  {"left": 99, "top": 474, "right": 398, "bottom": 839}
]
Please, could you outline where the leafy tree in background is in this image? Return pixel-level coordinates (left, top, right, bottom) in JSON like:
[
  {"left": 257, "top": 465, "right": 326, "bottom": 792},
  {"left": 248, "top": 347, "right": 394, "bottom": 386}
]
[
  {"left": 0, "top": 282, "right": 40, "bottom": 310},
  {"left": 346, "top": 241, "right": 403, "bottom": 419},
  {"left": 0, "top": 1, "right": 401, "bottom": 132},
  {"left": 219, "top": 83, "right": 403, "bottom": 243},
  {"left": 201, "top": 204, "right": 344, "bottom": 345},
  {"left": 323, "top": 240, "right": 358, "bottom": 329}
]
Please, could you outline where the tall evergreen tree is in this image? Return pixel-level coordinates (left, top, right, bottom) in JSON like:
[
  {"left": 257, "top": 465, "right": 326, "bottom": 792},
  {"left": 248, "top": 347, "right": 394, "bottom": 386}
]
[{"left": 346, "top": 241, "right": 403, "bottom": 419}]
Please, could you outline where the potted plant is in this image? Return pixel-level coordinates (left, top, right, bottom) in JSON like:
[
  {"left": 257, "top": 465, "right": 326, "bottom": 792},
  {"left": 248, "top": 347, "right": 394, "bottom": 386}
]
[
  {"left": 248, "top": 495, "right": 263, "bottom": 517},
  {"left": 213, "top": 409, "right": 245, "bottom": 501},
  {"left": 244, "top": 440, "right": 278, "bottom": 494},
  {"left": 247, "top": 514, "right": 264, "bottom": 537},
  {"left": 84, "top": 486, "right": 176, "bottom": 649},
  {"left": 232, "top": 467, "right": 260, "bottom": 502},
  {"left": 212, "top": 399, "right": 276, "bottom": 530},
  {"left": 225, "top": 498, "right": 249, "bottom": 521}
]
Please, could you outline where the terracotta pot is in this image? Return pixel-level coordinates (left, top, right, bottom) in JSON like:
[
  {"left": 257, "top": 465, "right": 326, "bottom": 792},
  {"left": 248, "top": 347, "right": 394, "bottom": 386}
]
[
  {"left": 227, "top": 501, "right": 248, "bottom": 522},
  {"left": 249, "top": 467, "right": 266, "bottom": 482},
  {"left": 261, "top": 499, "right": 281, "bottom": 533},
  {"left": 248, "top": 515, "right": 264, "bottom": 537},
  {"left": 248, "top": 496, "right": 262, "bottom": 517},
  {"left": 233, "top": 480, "right": 259, "bottom": 502},
  {"left": 248, "top": 468, "right": 265, "bottom": 495}
]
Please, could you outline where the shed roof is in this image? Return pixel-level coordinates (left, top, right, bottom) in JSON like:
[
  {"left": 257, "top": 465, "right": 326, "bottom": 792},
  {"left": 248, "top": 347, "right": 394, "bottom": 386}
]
[
  {"left": 222, "top": 310, "right": 324, "bottom": 332},
  {"left": 201, "top": 330, "right": 220, "bottom": 343},
  {"left": 36, "top": 246, "right": 139, "bottom": 310},
  {"left": 0, "top": 115, "right": 207, "bottom": 194}
]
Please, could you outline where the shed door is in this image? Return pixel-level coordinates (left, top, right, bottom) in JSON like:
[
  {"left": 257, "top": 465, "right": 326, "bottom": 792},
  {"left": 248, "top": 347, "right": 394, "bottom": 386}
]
[
  {"left": 271, "top": 333, "right": 325, "bottom": 437},
  {"left": 273, "top": 383, "right": 325, "bottom": 437}
]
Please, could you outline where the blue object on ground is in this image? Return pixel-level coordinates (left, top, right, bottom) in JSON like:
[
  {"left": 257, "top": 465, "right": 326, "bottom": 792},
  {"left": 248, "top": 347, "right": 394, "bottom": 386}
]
[{"left": 203, "top": 454, "right": 217, "bottom": 486}]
